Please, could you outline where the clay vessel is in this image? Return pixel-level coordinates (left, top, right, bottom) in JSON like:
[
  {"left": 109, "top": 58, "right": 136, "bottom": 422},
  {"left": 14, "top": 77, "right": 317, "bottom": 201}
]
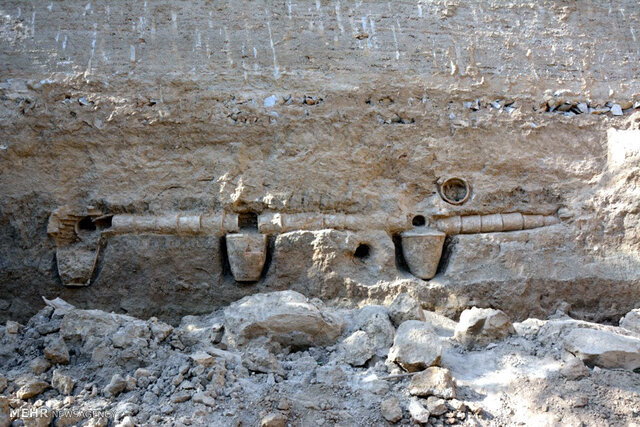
[
  {"left": 401, "top": 228, "right": 446, "bottom": 280},
  {"left": 56, "top": 245, "right": 100, "bottom": 287},
  {"left": 226, "top": 232, "right": 268, "bottom": 282}
]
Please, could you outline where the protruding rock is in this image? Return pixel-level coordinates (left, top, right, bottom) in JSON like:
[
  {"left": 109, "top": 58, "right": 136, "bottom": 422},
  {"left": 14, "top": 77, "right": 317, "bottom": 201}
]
[
  {"left": 190, "top": 351, "right": 215, "bottom": 367},
  {"left": 44, "top": 335, "right": 70, "bottom": 364},
  {"left": 560, "top": 357, "right": 590, "bottom": 380},
  {"left": 42, "top": 296, "right": 75, "bottom": 317},
  {"left": 29, "top": 357, "right": 51, "bottom": 374},
  {"left": 193, "top": 392, "right": 216, "bottom": 407},
  {"left": 242, "top": 346, "right": 284, "bottom": 375},
  {"left": 103, "top": 374, "right": 127, "bottom": 398},
  {"left": 388, "top": 293, "right": 425, "bottom": 327},
  {"left": 611, "top": 104, "right": 623, "bottom": 116},
  {"left": 454, "top": 307, "right": 515, "bottom": 348},
  {"left": 17, "top": 378, "right": 50, "bottom": 399},
  {"left": 261, "top": 412, "right": 287, "bottom": 427},
  {"left": 407, "top": 398, "right": 431, "bottom": 424},
  {"left": 426, "top": 396, "right": 448, "bottom": 416},
  {"left": 380, "top": 397, "right": 403, "bottom": 423},
  {"left": 223, "top": 290, "right": 344, "bottom": 348},
  {"left": 408, "top": 367, "right": 456, "bottom": 399},
  {"left": 341, "top": 331, "right": 374, "bottom": 367},
  {"left": 52, "top": 370, "right": 75, "bottom": 395},
  {"left": 388, "top": 320, "right": 442, "bottom": 372},
  {"left": 6, "top": 320, "right": 21, "bottom": 334},
  {"left": 562, "top": 328, "right": 640, "bottom": 370},
  {"left": 340, "top": 305, "right": 395, "bottom": 366},
  {"left": 620, "top": 309, "right": 640, "bottom": 335}
]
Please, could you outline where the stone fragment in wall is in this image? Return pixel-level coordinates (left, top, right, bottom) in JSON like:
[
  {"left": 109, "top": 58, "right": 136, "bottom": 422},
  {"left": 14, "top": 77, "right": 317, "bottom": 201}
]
[
  {"left": 387, "top": 320, "right": 442, "bottom": 372},
  {"left": 562, "top": 328, "right": 640, "bottom": 370},
  {"left": 408, "top": 367, "right": 456, "bottom": 399},
  {"left": 611, "top": 104, "right": 623, "bottom": 116},
  {"left": 388, "top": 293, "right": 425, "bottom": 327},
  {"left": 454, "top": 307, "right": 515, "bottom": 349},
  {"left": 223, "top": 290, "right": 344, "bottom": 349}
]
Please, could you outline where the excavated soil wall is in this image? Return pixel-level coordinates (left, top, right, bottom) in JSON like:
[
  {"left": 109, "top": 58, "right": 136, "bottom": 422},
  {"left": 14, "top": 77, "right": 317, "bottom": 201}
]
[{"left": 1, "top": 0, "right": 640, "bottom": 323}]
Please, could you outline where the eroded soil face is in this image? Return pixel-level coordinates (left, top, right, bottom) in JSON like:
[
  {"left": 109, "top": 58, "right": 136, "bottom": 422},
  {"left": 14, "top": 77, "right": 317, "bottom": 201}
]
[
  {"left": 1, "top": 0, "right": 640, "bottom": 323},
  {"left": 1, "top": 2, "right": 640, "bottom": 425}
]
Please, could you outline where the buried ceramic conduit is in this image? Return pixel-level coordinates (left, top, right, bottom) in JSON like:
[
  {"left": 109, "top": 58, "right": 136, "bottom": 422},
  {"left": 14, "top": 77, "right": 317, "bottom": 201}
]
[
  {"left": 435, "top": 213, "right": 560, "bottom": 235},
  {"left": 109, "top": 213, "right": 239, "bottom": 236},
  {"left": 257, "top": 212, "right": 408, "bottom": 234}
]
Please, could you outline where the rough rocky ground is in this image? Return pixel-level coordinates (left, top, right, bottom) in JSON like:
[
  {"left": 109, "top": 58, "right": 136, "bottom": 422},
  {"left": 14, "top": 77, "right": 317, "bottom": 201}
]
[{"left": 1, "top": 291, "right": 639, "bottom": 427}]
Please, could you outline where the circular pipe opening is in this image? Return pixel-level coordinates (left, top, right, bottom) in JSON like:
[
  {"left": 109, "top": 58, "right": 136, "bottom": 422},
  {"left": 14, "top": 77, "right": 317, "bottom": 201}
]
[
  {"left": 439, "top": 177, "right": 471, "bottom": 205},
  {"left": 412, "top": 215, "right": 426, "bottom": 227},
  {"left": 354, "top": 244, "right": 371, "bottom": 259}
]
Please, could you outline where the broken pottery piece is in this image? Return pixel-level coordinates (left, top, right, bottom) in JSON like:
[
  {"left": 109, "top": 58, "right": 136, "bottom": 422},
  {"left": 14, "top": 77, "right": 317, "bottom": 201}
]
[
  {"left": 226, "top": 232, "right": 268, "bottom": 282},
  {"left": 400, "top": 228, "right": 446, "bottom": 280},
  {"left": 56, "top": 245, "right": 100, "bottom": 287}
]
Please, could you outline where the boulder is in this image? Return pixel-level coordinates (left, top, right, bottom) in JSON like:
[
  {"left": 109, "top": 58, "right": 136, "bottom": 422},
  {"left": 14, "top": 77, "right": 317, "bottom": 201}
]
[
  {"left": 620, "top": 309, "right": 640, "bottom": 335},
  {"left": 408, "top": 367, "right": 456, "bottom": 399},
  {"left": 341, "top": 331, "right": 373, "bottom": 366},
  {"left": 16, "top": 378, "right": 50, "bottom": 399},
  {"left": 242, "top": 346, "right": 285, "bottom": 375},
  {"left": 60, "top": 309, "right": 121, "bottom": 344},
  {"left": 261, "top": 412, "right": 287, "bottom": 427},
  {"left": 223, "top": 291, "right": 344, "bottom": 349},
  {"left": 103, "top": 374, "right": 127, "bottom": 397},
  {"left": 340, "top": 305, "right": 395, "bottom": 366},
  {"left": 380, "top": 397, "right": 403, "bottom": 423},
  {"left": 52, "top": 370, "right": 75, "bottom": 395},
  {"left": 454, "top": 307, "right": 515, "bottom": 348},
  {"left": 29, "top": 357, "right": 51, "bottom": 374},
  {"left": 388, "top": 293, "right": 425, "bottom": 327},
  {"left": 192, "top": 392, "right": 216, "bottom": 407},
  {"left": 44, "top": 335, "right": 70, "bottom": 364},
  {"left": 563, "top": 328, "right": 640, "bottom": 370},
  {"left": 387, "top": 320, "right": 442, "bottom": 372}
]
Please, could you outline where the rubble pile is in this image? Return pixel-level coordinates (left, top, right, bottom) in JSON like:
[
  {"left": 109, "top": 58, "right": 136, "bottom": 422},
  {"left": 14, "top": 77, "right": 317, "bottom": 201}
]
[{"left": 1, "top": 292, "right": 639, "bottom": 426}]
